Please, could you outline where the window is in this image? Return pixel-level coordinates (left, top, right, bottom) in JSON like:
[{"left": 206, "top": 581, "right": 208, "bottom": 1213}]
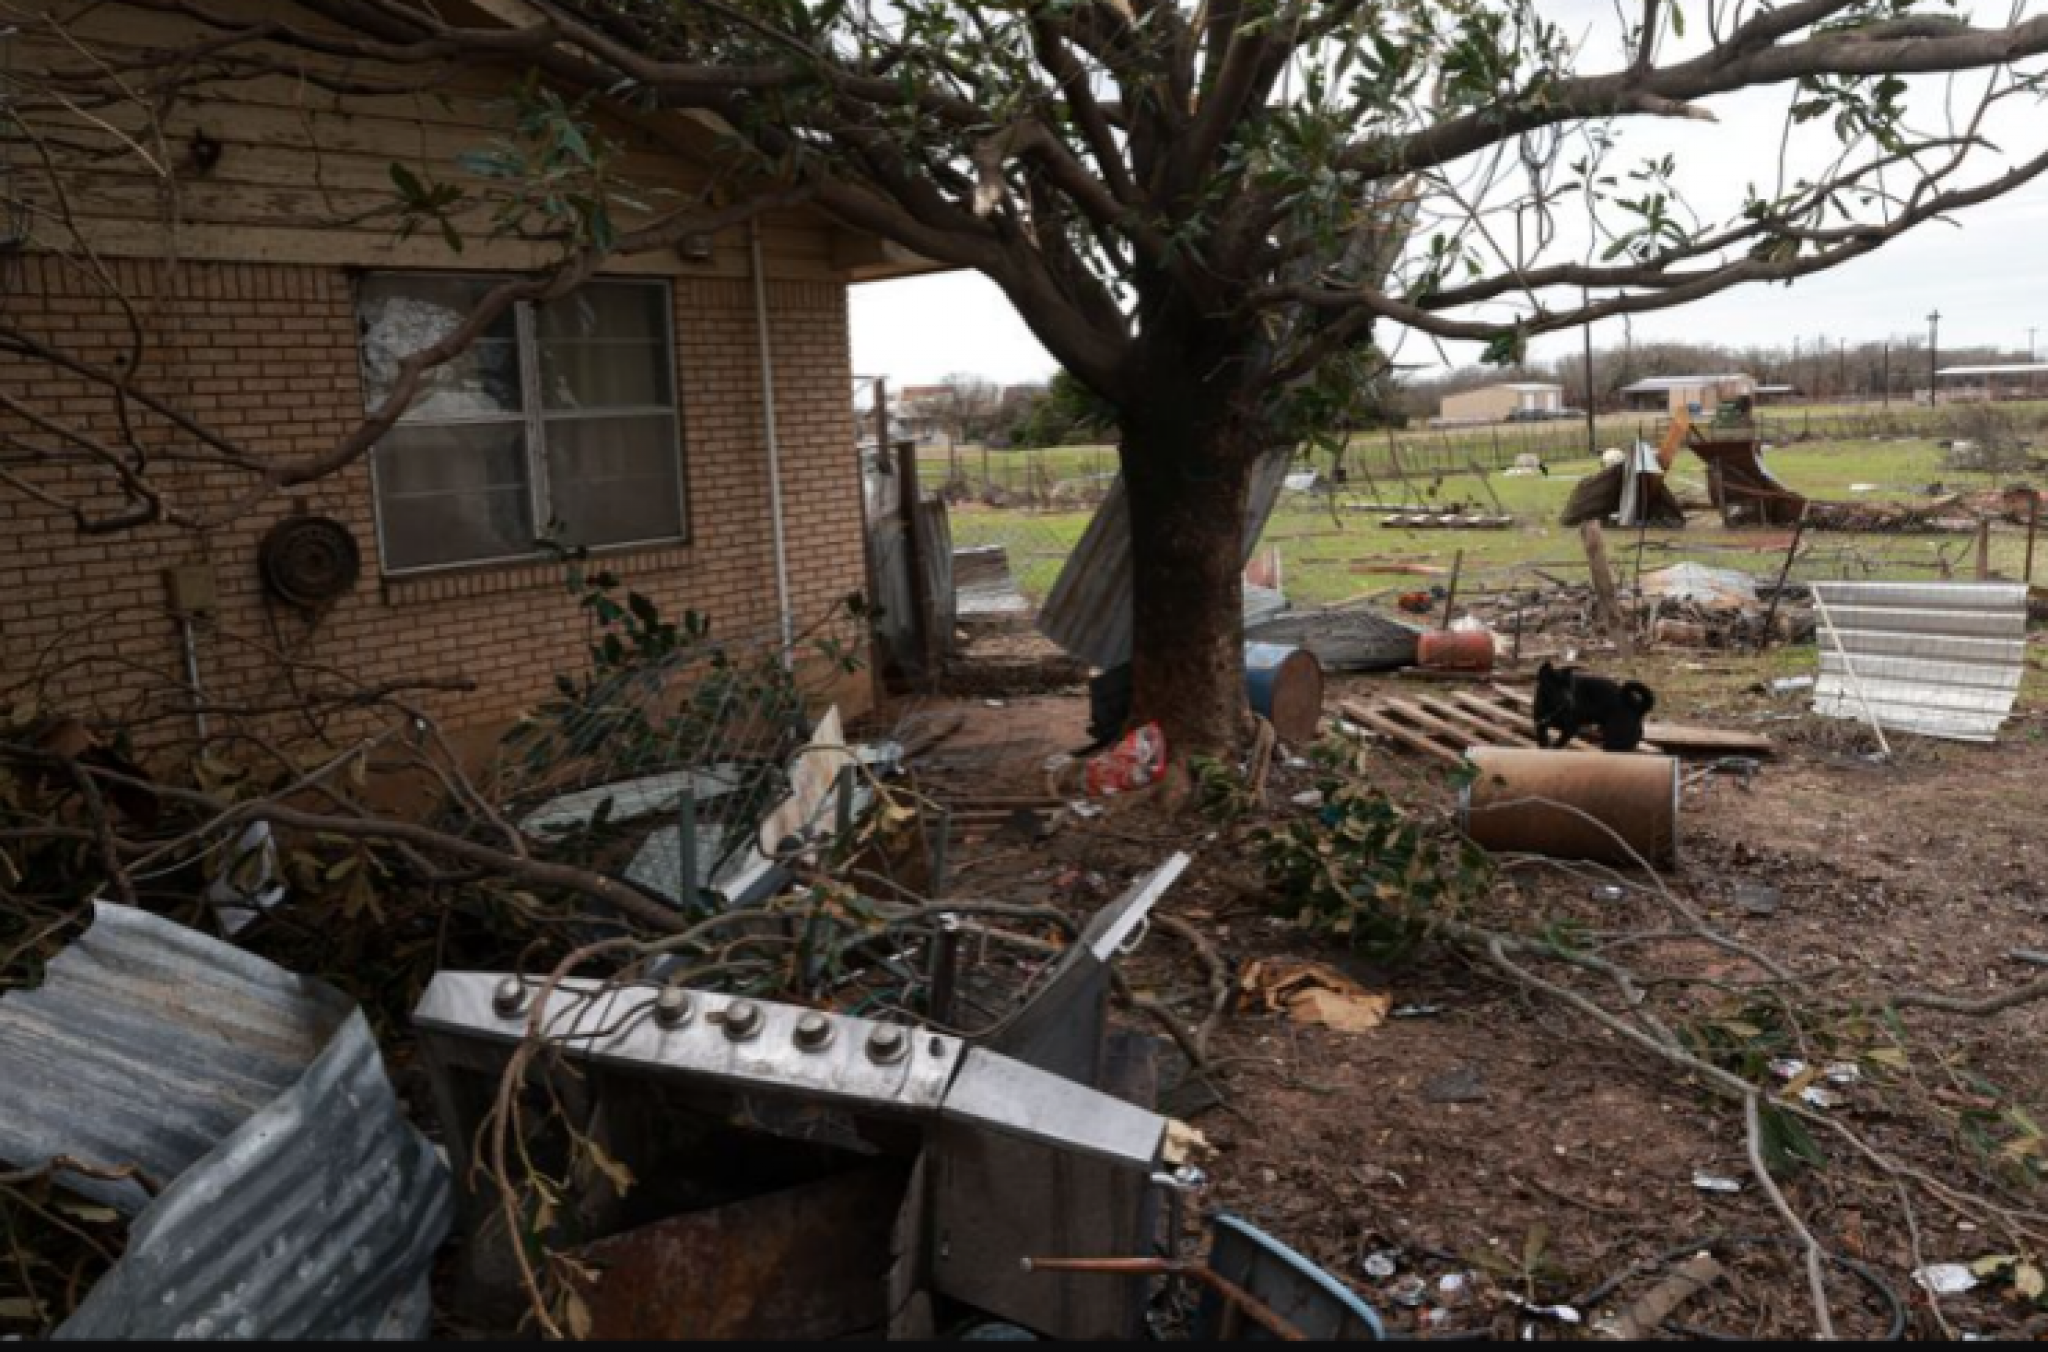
[{"left": 357, "top": 274, "right": 686, "bottom": 572}]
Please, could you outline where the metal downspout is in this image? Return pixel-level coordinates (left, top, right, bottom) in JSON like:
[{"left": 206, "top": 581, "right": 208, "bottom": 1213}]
[{"left": 749, "top": 220, "right": 796, "bottom": 663}]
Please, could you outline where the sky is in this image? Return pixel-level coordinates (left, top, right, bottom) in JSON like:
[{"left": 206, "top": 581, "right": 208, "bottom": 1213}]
[{"left": 851, "top": 0, "right": 2048, "bottom": 386}]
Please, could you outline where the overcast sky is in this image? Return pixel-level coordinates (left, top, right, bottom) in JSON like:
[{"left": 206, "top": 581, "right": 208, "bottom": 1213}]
[{"left": 852, "top": 1, "right": 2048, "bottom": 386}]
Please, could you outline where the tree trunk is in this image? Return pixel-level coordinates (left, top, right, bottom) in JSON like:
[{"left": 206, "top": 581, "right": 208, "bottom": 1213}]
[{"left": 1122, "top": 411, "right": 1259, "bottom": 760}]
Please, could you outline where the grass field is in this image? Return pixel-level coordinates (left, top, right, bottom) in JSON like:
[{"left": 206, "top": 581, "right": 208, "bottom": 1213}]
[{"left": 948, "top": 433, "right": 2043, "bottom": 608}]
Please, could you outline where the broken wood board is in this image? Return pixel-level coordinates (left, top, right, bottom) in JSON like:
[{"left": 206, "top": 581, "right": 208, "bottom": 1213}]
[{"left": 1335, "top": 684, "right": 1772, "bottom": 763}]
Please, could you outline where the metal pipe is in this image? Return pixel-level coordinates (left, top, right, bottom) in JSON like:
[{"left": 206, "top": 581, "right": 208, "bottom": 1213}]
[{"left": 749, "top": 219, "right": 796, "bottom": 662}]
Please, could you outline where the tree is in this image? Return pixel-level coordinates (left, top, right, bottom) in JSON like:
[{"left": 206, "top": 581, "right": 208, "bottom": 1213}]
[
  {"left": 10, "top": 0, "right": 2048, "bottom": 755},
  {"left": 1006, "top": 370, "right": 1118, "bottom": 449},
  {"left": 931, "top": 371, "right": 1004, "bottom": 450}
]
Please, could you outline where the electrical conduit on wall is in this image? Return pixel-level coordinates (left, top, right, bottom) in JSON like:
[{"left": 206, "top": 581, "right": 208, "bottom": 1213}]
[{"left": 749, "top": 220, "right": 796, "bottom": 663}]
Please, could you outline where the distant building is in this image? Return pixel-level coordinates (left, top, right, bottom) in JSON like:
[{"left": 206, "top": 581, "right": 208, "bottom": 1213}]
[
  {"left": 1436, "top": 381, "right": 1563, "bottom": 425},
  {"left": 1753, "top": 383, "right": 1802, "bottom": 404},
  {"left": 1934, "top": 363, "right": 2048, "bottom": 403},
  {"left": 1617, "top": 373, "right": 1756, "bottom": 416},
  {"left": 893, "top": 384, "right": 952, "bottom": 442}
]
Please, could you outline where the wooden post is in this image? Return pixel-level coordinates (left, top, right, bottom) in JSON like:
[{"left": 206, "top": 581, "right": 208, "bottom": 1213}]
[
  {"left": 1440, "top": 550, "right": 1464, "bottom": 631},
  {"left": 2026, "top": 490, "right": 2040, "bottom": 584},
  {"left": 1977, "top": 517, "right": 1992, "bottom": 580},
  {"left": 895, "top": 431, "right": 937, "bottom": 681},
  {"left": 1756, "top": 505, "right": 1809, "bottom": 653},
  {"left": 1580, "top": 521, "right": 1632, "bottom": 655}
]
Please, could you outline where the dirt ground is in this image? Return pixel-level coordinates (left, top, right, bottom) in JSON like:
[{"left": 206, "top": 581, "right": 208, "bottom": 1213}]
[{"left": 876, "top": 644, "right": 2048, "bottom": 1341}]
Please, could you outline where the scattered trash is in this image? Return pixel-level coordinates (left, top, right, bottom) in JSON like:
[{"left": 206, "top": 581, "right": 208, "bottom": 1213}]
[
  {"left": 1914, "top": 1264, "right": 1981, "bottom": 1296},
  {"left": 1391, "top": 1004, "right": 1443, "bottom": 1020},
  {"left": 1069, "top": 800, "right": 1105, "bottom": 820},
  {"left": 1770, "top": 1057, "right": 1807, "bottom": 1080},
  {"left": 1506, "top": 1294, "right": 1584, "bottom": 1323},
  {"left": 1388, "top": 1276, "right": 1430, "bottom": 1308},
  {"left": 1801, "top": 1085, "right": 1846, "bottom": 1110},
  {"left": 1692, "top": 1172, "right": 1745, "bottom": 1194},
  {"left": 1363, "top": 1252, "right": 1400, "bottom": 1280},
  {"left": 205, "top": 819, "right": 287, "bottom": 935},
  {"left": 1291, "top": 789, "right": 1325, "bottom": 809},
  {"left": 1239, "top": 959, "right": 1391, "bottom": 1034},
  {"left": 985, "top": 698, "right": 1008, "bottom": 708},
  {"left": 1591, "top": 884, "right": 1628, "bottom": 903},
  {"left": 1083, "top": 722, "right": 1167, "bottom": 796},
  {"left": 1825, "top": 1062, "right": 1862, "bottom": 1085},
  {"left": 1436, "top": 1273, "right": 1471, "bottom": 1304}
]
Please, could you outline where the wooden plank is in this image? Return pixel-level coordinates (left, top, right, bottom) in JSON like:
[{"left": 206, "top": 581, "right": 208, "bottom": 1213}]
[
  {"left": 1411, "top": 695, "right": 1519, "bottom": 749},
  {"left": 1445, "top": 691, "right": 1540, "bottom": 744},
  {"left": 1338, "top": 702, "right": 1462, "bottom": 765},
  {"left": 1639, "top": 723, "right": 1776, "bottom": 757},
  {"left": 1381, "top": 698, "right": 1485, "bottom": 755}
]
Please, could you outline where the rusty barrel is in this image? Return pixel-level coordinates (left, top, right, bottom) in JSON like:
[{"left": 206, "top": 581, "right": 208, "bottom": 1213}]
[
  {"left": 1243, "top": 643, "right": 1324, "bottom": 744},
  {"left": 1458, "top": 748, "right": 1679, "bottom": 868},
  {"left": 1417, "top": 628, "right": 1494, "bottom": 673}
]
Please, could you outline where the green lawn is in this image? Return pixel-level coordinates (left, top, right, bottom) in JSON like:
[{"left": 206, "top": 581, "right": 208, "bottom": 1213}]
[{"left": 949, "top": 433, "right": 2042, "bottom": 608}]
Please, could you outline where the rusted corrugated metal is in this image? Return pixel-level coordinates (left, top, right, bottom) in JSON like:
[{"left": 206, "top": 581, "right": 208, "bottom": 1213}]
[
  {"left": 1810, "top": 580, "right": 2027, "bottom": 743},
  {"left": 1038, "top": 449, "right": 1295, "bottom": 668},
  {"left": 0, "top": 904, "right": 450, "bottom": 1339}
]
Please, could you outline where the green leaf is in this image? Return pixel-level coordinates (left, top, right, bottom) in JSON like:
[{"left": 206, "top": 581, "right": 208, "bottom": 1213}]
[{"left": 388, "top": 161, "right": 426, "bottom": 202}]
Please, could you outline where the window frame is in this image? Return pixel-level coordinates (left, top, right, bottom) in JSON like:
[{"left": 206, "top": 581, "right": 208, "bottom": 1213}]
[{"left": 356, "top": 270, "right": 690, "bottom": 577}]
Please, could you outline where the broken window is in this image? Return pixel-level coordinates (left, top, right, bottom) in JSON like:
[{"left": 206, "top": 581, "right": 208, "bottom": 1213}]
[{"left": 357, "top": 274, "right": 687, "bottom": 572}]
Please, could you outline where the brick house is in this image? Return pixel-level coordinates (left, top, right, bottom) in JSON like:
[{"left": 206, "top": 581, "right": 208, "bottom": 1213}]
[{"left": 0, "top": 3, "right": 936, "bottom": 755}]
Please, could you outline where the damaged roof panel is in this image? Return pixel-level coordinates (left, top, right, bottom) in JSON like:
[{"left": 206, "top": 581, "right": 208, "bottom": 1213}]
[
  {"left": 1811, "top": 580, "right": 2027, "bottom": 743},
  {"left": 0, "top": 904, "right": 451, "bottom": 1340},
  {"left": 1038, "top": 449, "right": 1295, "bottom": 668},
  {"left": 0, "top": 903, "right": 352, "bottom": 1214}
]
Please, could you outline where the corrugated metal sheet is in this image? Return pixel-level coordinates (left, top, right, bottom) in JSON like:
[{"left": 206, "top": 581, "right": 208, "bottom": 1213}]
[
  {"left": 1038, "top": 448, "right": 1295, "bottom": 668},
  {"left": 1810, "top": 580, "right": 2027, "bottom": 743},
  {"left": 0, "top": 902, "right": 353, "bottom": 1214},
  {"left": 0, "top": 904, "right": 450, "bottom": 1339}
]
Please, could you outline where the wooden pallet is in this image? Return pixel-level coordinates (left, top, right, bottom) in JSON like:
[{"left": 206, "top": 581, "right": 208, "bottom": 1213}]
[{"left": 1334, "top": 683, "right": 1774, "bottom": 764}]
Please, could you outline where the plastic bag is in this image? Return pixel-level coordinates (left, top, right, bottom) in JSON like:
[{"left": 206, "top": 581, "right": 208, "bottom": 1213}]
[{"left": 1083, "top": 722, "right": 1166, "bottom": 796}]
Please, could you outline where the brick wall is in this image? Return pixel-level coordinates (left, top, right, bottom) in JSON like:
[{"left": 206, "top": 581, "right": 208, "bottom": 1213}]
[{"left": 0, "top": 254, "right": 871, "bottom": 753}]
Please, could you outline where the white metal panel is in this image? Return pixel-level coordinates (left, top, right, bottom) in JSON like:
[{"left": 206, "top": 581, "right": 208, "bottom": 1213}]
[{"left": 1810, "top": 580, "right": 2027, "bottom": 743}]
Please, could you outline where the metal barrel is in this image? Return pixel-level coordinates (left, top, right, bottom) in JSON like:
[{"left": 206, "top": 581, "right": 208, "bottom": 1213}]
[
  {"left": 1243, "top": 643, "right": 1324, "bottom": 744},
  {"left": 1417, "top": 629, "right": 1495, "bottom": 672},
  {"left": 1458, "top": 748, "right": 1680, "bottom": 868}
]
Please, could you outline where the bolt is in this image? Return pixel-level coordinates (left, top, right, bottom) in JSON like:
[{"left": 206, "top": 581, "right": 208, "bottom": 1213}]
[
  {"left": 867, "top": 1024, "right": 909, "bottom": 1064},
  {"left": 793, "top": 1011, "right": 834, "bottom": 1051},
  {"left": 654, "top": 987, "right": 694, "bottom": 1030},
  {"left": 492, "top": 977, "right": 527, "bottom": 1020},
  {"left": 721, "top": 999, "right": 763, "bottom": 1042}
]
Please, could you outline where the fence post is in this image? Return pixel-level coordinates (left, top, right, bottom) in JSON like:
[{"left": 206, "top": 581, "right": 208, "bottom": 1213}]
[{"left": 896, "top": 435, "right": 938, "bottom": 680}]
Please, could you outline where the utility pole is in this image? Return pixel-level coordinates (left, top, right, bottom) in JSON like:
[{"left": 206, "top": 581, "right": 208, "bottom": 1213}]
[
  {"left": 1927, "top": 310, "right": 1942, "bottom": 406},
  {"left": 1882, "top": 342, "right": 1891, "bottom": 409},
  {"left": 2029, "top": 326, "right": 2037, "bottom": 362}
]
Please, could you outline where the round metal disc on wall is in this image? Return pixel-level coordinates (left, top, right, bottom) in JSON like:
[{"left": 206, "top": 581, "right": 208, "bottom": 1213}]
[{"left": 258, "top": 516, "right": 361, "bottom": 609}]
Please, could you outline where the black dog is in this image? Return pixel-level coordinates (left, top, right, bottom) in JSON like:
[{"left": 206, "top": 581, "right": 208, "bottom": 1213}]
[{"left": 1532, "top": 662, "right": 1656, "bottom": 752}]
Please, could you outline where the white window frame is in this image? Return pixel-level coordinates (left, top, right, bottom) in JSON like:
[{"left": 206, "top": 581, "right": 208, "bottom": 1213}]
[{"left": 357, "top": 271, "right": 689, "bottom": 576}]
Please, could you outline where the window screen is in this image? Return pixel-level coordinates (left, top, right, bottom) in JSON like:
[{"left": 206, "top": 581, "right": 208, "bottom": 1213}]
[{"left": 357, "top": 275, "right": 686, "bottom": 572}]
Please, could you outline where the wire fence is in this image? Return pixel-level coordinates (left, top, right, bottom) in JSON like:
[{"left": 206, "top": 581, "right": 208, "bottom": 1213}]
[{"left": 924, "top": 440, "right": 2043, "bottom": 675}]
